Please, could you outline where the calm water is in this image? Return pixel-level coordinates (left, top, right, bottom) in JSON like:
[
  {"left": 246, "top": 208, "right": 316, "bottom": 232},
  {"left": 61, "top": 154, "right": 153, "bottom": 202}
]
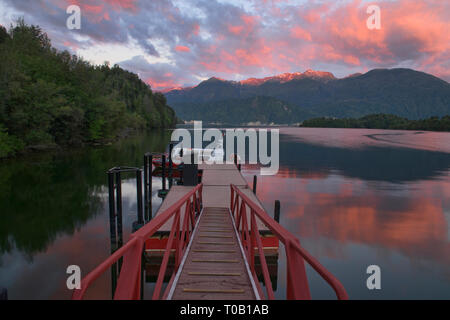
[{"left": 0, "top": 128, "right": 449, "bottom": 299}]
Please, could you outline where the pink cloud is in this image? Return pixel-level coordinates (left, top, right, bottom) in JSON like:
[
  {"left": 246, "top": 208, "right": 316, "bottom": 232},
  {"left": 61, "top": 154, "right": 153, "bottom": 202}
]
[
  {"left": 228, "top": 25, "right": 244, "bottom": 35},
  {"left": 175, "top": 45, "right": 190, "bottom": 52},
  {"left": 290, "top": 26, "right": 312, "bottom": 41},
  {"left": 145, "top": 77, "right": 181, "bottom": 91},
  {"left": 48, "top": 0, "right": 450, "bottom": 90}
]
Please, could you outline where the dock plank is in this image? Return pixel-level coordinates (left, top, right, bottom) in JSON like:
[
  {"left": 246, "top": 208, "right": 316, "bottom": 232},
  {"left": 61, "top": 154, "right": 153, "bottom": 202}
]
[
  {"left": 202, "top": 169, "right": 248, "bottom": 186},
  {"left": 168, "top": 207, "right": 258, "bottom": 300},
  {"left": 154, "top": 169, "right": 270, "bottom": 232},
  {"left": 202, "top": 186, "right": 269, "bottom": 231}
]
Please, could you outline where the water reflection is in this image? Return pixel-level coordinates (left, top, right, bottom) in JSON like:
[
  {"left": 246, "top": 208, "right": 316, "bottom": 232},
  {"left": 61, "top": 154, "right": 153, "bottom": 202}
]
[
  {"left": 279, "top": 138, "right": 450, "bottom": 183},
  {"left": 0, "top": 130, "right": 172, "bottom": 257},
  {"left": 0, "top": 130, "right": 172, "bottom": 299},
  {"left": 241, "top": 128, "right": 450, "bottom": 299},
  {"left": 1, "top": 127, "right": 449, "bottom": 299}
]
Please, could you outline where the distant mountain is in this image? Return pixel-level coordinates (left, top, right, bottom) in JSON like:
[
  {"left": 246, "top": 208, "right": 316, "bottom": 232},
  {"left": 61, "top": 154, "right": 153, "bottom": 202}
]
[
  {"left": 165, "top": 69, "right": 450, "bottom": 124},
  {"left": 173, "top": 96, "right": 314, "bottom": 125}
]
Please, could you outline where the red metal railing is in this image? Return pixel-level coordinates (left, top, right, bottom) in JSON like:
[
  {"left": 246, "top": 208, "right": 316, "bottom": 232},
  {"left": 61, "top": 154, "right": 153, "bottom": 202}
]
[
  {"left": 72, "top": 183, "right": 203, "bottom": 300},
  {"left": 230, "top": 184, "right": 348, "bottom": 300}
]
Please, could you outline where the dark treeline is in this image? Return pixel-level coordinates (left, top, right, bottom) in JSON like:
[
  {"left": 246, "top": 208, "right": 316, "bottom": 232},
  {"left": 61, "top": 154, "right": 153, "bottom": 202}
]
[
  {"left": 0, "top": 19, "right": 177, "bottom": 158},
  {"left": 301, "top": 114, "right": 450, "bottom": 131}
]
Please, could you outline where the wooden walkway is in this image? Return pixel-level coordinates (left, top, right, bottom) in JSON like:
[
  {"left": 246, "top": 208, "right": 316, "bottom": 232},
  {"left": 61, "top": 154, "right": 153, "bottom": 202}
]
[
  {"left": 153, "top": 163, "right": 269, "bottom": 233},
  {"left": 147, "top": 162, "right": 278, "bottom": 300},
  {"left": 167, "top": 207, "right": 258, "bottom": 300}
]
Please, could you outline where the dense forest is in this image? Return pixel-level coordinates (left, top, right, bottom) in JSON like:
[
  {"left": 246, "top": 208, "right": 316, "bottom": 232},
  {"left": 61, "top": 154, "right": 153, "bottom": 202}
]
[
  {"left": 172, "top": 96, "right": 312, "bottom": 125},
  {"left": 301, "top": 114, "right": 450, "bottom": 131},
  {"left": 166, "top": 69, "right": 450, "bottom": 123},
  {"left": 0, "top": 20, "right": 176, "bottom": 158}
]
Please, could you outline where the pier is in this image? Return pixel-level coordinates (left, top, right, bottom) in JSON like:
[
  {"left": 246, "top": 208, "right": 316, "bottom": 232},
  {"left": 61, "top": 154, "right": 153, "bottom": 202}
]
[{"left": 72, "top": 154, "right": 348, "bottom": 300}]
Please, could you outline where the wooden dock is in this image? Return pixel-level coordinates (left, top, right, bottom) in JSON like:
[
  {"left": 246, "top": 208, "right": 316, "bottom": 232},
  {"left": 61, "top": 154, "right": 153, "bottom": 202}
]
[
  {"left": 167, "top": 207, "right": 258, "bottom": 299},
  {"left": 73, "top": 157, "right": 348, "bottom": 301},
  {"left": 145, "top": 163, "right": 278, "bottom": 299},
  {"left": 150, "top": 163, "right": 269, "bottom": 233}
]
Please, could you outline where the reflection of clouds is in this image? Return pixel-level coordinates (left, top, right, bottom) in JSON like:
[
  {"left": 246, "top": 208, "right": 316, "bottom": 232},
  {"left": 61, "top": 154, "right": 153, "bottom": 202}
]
[
  {"left": 0, "top": 214, "right": 111, "bottom": 299},
  {"left": 251, "top": 168, "right": 450, "bottom": 272}
]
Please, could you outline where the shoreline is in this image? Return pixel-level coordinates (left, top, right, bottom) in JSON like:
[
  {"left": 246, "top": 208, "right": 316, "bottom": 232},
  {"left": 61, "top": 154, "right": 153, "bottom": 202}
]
[{"left": 0, "top": 127, "right": 174, "bottom": 161}]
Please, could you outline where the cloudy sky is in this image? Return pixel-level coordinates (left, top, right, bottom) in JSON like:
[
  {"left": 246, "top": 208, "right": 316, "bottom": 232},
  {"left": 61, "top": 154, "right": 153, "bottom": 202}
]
[{"left": 1, "top": 0, "right": 449, "bottom": 91}]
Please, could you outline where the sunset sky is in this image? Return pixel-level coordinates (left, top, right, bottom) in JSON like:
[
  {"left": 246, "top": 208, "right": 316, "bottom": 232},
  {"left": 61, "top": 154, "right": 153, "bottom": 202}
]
[{"left": 1, "top": 0, "right": 449, "bottom": 91}]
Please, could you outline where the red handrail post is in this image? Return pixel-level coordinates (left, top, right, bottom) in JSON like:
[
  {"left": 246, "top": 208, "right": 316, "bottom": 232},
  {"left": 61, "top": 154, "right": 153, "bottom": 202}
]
[{"left": 286, "top": 239, "right": 311, "bottom": 300}]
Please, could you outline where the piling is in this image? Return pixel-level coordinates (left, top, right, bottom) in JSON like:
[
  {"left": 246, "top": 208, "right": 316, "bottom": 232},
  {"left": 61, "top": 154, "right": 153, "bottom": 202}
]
[
  {"left": 168, "top": 143, "right": 173, "bottom": 189},
  {"left": 107, "top": 170, "right": 118, "bottom": 297},
  {"left": 274, "top": 200, "right": 280, "bottom": 223},
  {"left": 136, "top": 169, "right": 144, "bottom": 226},
  {"left": 115, "top": 171, "right": 123, "bottom": 271},
  {"left": 144, "top": 153, "right": 152, "bottom": 222},
  {"left": 162, "top": 154, "right": 166, "bottom": 191}
]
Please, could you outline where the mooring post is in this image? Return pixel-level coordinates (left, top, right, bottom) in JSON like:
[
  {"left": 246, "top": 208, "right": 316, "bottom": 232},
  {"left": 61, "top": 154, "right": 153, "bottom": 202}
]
[
  {"left": 115, "top": 171, "right": 123, "bottom": 271},
  {"left": 144, "top": 153, "right": 149, "bottom": 222},
  {"left": 148, "top": 154, "right": 153, "bottom": 220},
  {"left": 274, "top": 200, "right": 281, "bottom": 223},
  {"left": 253, "top": 175, "right": 257, "bottom": 194},
  {"left": 136, "top": 169, "right": 144, "bottom": 226},
  {"left": 179, "top": 147, "right": 184, "bottom": 185},
  {"left": 107, "top": 170, "right": 118, "bottom": 298},
  {"left": 168, "top": 143, "right": 173, "bottom": 189},
  {"left": 162, "top": 154, "right": 166, "bottom": 191},
  {"left": 143, "top": 153, "right": 153, "bottom": 222}
]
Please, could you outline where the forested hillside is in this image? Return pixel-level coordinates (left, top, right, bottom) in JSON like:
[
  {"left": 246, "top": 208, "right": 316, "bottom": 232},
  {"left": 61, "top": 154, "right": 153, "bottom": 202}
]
[
  {"left": 0, "top": 20, "right": 176, "bottom": 158},
  {"left": 165, "top": 69, "right": 450, "bottom": 124},
  {"left": 172, "top": 96, "right": 314, "bottom": 124},
  {"left": 301, "top": 114, "right": 450, "bottom": 131}
]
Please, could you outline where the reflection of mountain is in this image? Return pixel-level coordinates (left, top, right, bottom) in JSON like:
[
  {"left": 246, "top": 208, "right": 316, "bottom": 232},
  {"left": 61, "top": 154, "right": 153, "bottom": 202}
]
[
  {"left": 0, "top": 130, "right": 173, "bottom": 257},
  {"left": 279, "top": 139, "right": 450, "bottom": 183}
]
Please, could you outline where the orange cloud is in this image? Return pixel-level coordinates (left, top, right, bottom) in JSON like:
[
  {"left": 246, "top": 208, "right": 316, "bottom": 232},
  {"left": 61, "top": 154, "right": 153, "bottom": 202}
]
[
  {"left": 175, "top": 45, "right": 190, "bottom": 52},
  {"left": 228, "top": 25, "right": 244, "bottom": 35},
  {"left": 145, "top": 78, "right": 181, "bottom": 91}
]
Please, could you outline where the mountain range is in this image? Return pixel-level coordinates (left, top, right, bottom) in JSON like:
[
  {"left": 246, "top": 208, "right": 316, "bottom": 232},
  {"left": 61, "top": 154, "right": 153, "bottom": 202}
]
[{"left": 164, "top": 68, "right": 450, "bottom": 124}]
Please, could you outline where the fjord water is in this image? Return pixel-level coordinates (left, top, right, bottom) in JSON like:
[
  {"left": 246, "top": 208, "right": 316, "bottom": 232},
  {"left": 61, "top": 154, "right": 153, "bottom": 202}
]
[{"left": 0, "top": 128, "right": 449, "bottom": 299}]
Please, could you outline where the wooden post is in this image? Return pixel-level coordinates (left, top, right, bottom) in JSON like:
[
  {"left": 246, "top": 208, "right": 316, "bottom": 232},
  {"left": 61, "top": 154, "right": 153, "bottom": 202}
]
[
  {"left": 107, "top": 170, "right": 117, "bottom": 298},
  {"left": 144, "top": 153, "right": 153, "bottom": 222},
  {"left": 168, "top": 143, "right": 173, "bottom": 189},
  {"left": 115, "top": 171, "right": 123, "bottom": 271},
  {"left": 162, "top": 154, "right": 166, "bottom": 191},
  {"left": 274, "top": 200, "right": 280, "bottom": 223},
  {"left": 136, "top": 169, "right": 144, "bottom": 226},
  {"left": 144, "top": 154, "right": 149, "bottom": 222}
]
